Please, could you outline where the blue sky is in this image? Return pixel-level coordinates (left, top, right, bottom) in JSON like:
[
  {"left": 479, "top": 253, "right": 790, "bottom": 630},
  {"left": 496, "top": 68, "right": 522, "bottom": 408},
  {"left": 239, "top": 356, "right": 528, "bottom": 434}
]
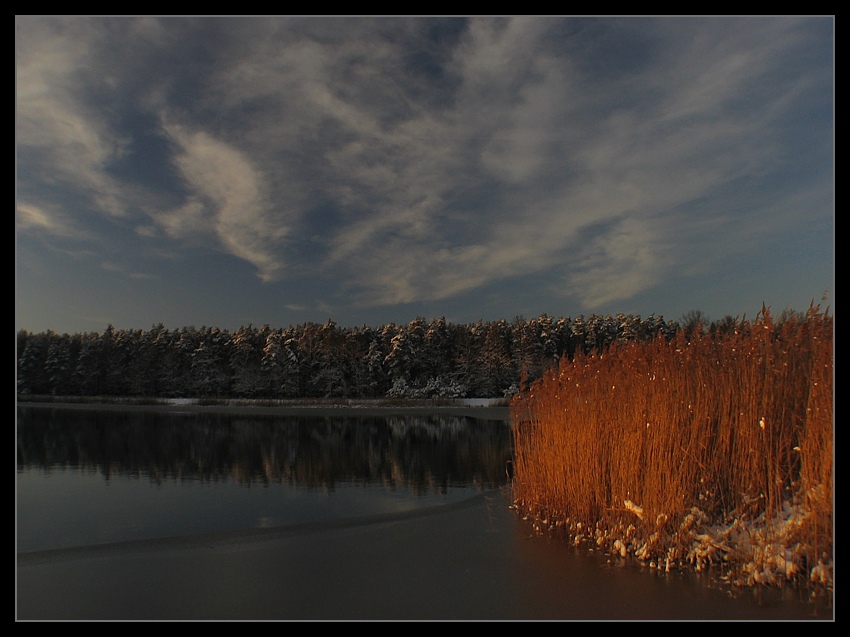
[{"left": 16, "top": 16, "right": 834, "bottom": 335}]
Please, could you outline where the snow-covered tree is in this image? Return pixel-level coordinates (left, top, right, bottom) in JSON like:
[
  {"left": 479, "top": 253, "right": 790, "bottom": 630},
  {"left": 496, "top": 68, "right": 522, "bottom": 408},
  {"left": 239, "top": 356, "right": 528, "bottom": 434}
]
[
  {"left": 478, "top": 320, "right": 514, "bottom": 397},
  {"left": 190, "top": 328, "right": 231, "bottom": 396},
  {"left": 384, "top": 318, "right": 426, "bottom": 387},
  {"left": 73, "top": 331, "right": 108, "bottom": 396},
  {"left": 17, "top": 330, "right": 50, "bottom": 395},
  {"left": 230, "top": 325, "right": 269, "bottom": 397}
]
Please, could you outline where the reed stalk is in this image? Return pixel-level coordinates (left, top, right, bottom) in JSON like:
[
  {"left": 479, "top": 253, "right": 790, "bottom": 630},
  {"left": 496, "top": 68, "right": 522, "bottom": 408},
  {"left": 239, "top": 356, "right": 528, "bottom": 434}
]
[{"left": 510, "top": 306, "right": 833, "bottom": 591}]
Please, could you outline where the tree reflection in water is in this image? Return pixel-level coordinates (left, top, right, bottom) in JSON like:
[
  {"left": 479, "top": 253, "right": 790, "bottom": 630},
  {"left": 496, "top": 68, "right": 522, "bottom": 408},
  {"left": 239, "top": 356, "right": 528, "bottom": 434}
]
[{"left": 16, "top": 407, "right": 513, "bottom": 494}]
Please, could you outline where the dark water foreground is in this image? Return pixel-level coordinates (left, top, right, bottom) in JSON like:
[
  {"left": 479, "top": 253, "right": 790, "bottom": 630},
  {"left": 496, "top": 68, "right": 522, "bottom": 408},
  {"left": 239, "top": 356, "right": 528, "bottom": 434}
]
[
  {"left": 17, "top": 489, "right": 832, "bottom": 621},
  {"left": 16, "top": 404, "right": 832, "bottom": 621}
]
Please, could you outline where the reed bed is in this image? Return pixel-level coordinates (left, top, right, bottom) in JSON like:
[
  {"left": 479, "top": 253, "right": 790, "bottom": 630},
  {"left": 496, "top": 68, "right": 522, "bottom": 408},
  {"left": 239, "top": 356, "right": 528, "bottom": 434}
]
[{"left": 510, "top": 306, "right": 833, "bottom": 593}]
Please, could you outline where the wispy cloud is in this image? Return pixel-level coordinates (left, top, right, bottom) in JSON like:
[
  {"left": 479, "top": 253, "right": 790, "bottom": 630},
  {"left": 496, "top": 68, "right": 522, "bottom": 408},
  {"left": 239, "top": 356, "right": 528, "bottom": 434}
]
[
  {"left": 16, "top": 18, "right": 131, "bottom": 221},
  {"left": 565, "top": 215, "right": 675, "bottom": 309},
  {"left": 16, "top": 202, "right": 87, "bottom": 239},
  {"left": 158, "top": 121, "right": 289, "bottom": 282}
]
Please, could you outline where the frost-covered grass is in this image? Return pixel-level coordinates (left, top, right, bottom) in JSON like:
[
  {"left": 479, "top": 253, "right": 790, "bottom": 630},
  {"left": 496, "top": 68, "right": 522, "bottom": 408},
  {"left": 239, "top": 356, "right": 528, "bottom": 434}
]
[{"left": 510, "top": 306, "right": 833, "bottom": 599}]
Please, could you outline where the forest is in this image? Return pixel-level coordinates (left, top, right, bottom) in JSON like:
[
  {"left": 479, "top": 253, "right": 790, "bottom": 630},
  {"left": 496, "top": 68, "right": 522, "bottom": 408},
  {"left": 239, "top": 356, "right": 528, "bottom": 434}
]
[{"left": 16, "top": 313, "right": 699, "bottom": 400}]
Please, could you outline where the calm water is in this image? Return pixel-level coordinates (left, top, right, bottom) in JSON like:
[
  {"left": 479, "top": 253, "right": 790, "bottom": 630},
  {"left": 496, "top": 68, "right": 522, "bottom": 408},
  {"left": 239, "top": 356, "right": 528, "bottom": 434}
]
[
  {"left": 16, "top": 405, "right": 832, "bottom": 620},
  {"left": 17, "top": 406, "right": 509, "bottom": 552}
]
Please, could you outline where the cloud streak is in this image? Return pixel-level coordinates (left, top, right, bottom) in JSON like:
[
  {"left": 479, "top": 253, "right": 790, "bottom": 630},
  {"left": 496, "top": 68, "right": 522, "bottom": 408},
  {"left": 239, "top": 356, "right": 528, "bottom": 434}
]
[
  {"left": 16, "top": 18, "right": 131, "bottom": 222},
  {"left": 158, "top": 122, "right": 289, "bottom": 282}
]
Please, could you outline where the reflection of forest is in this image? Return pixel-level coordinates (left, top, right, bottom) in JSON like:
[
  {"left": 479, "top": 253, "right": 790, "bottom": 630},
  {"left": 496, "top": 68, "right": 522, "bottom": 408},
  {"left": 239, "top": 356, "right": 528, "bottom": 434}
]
[{"left": 16, "top": 407, "right": 512, "bottom": 494}]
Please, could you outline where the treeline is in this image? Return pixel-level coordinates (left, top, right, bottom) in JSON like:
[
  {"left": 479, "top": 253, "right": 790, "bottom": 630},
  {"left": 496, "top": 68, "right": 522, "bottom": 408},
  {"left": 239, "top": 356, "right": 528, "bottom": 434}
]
[{"left": 20, "top": 313, "right": 713, "bottom": 400}]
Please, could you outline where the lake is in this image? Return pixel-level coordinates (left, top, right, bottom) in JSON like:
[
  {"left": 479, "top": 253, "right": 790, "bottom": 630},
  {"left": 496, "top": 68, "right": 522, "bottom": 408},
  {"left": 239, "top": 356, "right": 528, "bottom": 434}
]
[{"left": 16, "top": 404, "right": 832, "bottom": 620}]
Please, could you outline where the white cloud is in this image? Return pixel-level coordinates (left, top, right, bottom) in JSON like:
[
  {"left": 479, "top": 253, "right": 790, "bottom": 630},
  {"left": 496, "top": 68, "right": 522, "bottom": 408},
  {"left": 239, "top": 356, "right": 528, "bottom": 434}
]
[
  {"left": 159, "top": 122, "right": 289, "bottom": 282},
  {"left": 565, "top": 216, "right": 674, "bottom": 309},
  {"left": 16, "top": 202, "right": 86, "bottom": 239},
  {"left": 16, "top": 17, "right": 130, "bottom": 219}
]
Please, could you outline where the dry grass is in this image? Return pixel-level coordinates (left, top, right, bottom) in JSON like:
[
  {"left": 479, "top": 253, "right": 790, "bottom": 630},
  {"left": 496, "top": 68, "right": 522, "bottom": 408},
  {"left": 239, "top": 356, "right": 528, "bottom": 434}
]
[{"left": 510, "top": 306, "right": 833, "bottom": 591}]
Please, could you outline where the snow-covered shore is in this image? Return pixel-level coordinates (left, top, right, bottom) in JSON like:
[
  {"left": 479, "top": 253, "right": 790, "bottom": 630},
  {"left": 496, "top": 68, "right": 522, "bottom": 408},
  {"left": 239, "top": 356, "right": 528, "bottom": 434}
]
[
  {"left": 517, "top": 494, "right": 834, "bottom": 600},
  {"left": 17, "top": 395, "right": 513, "bottom": 421}
]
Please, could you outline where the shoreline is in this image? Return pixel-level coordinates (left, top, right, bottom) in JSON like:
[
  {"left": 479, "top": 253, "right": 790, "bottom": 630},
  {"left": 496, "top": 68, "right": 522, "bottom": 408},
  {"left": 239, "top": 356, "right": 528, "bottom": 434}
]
[{"left": 16, "top": 399, "right": 512, "bottom": 421}]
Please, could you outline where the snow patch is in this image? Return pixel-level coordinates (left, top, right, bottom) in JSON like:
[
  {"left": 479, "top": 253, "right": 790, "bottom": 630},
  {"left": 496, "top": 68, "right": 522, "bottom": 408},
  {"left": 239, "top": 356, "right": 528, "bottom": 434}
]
[
  {"left": 517, "top": 496, "right": 833, "bottom": 596},
  {"left": 459, "top": 398, "right": 503, "bottom": 407}
]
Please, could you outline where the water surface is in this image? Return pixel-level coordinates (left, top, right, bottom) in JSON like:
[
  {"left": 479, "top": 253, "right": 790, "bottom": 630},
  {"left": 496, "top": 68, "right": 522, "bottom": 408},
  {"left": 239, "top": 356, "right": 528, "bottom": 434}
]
[{"left": 16, "top": 405, "right": 831, "bottom": 620}]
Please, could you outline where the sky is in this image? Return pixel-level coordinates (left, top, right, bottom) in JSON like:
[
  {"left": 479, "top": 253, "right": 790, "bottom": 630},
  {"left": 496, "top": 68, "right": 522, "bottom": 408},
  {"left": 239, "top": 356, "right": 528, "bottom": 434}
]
[{"left": 15, "top": 16, "right": 834, "bottom": 336}]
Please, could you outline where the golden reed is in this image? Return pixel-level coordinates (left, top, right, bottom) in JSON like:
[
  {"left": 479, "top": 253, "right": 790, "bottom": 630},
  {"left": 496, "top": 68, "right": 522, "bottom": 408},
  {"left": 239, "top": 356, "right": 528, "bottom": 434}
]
[{"left": 510, "top": 305, "right": 832, "bottom": 589}]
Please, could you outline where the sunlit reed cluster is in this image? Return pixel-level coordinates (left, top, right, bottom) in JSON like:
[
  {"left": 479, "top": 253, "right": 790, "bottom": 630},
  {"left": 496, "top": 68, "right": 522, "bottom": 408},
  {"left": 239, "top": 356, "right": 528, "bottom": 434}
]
[{"left": 510, "top": 306, "right": 832, "bottom": 590}]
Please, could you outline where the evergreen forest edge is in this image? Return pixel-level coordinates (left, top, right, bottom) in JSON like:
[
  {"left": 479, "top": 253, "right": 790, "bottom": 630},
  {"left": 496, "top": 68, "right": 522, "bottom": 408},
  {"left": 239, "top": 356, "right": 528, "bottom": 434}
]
[{"left": 17, "top": 309, "right": 823, "bottom": 402}]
